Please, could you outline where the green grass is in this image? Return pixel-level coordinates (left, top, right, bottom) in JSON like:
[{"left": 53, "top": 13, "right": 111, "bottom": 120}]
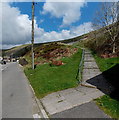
[
  {"left": 95, "top": 95, "right": 119, "bottom": 118},
  {"left": 93, "top": 53, "right": 119, "bottom": 118},
  {"left": 93, "top": 54, "right": 119, "bottom": 72},
  {"left": 24, "top": 49, "right": 82, "bottom": 98}
]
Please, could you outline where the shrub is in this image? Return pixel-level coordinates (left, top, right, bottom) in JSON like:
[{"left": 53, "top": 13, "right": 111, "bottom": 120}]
[
  {"left": 50, "top": 60, "right": 64, "bottom": 66},
  {"left": 19, "top": 58, "right": 28, "bottom": 66}
]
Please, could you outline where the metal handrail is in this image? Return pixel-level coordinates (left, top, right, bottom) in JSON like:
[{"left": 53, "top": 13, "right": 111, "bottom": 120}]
[{"left": 76, "top": 49, "right": 85, "bottom": 84}]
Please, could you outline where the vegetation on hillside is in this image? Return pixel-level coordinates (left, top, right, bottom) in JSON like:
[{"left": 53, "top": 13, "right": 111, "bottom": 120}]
[
  {"left": 78, "top": 27, "right": 119, "bottom": 58},
  {"left": 93, "top": 2, "right": 119, "bottom": 54},
  {"left": 2, "top": 44, "right": 30, "bottom": 58},
  {"left": 2, "top": 32, "right": 87, "bottom": 58},
  {"left": 78, "top": 2, "right": 119, "bottom": 58},
  {"left": 24, "top": 42, "right": 78, "bottom": 66},
  {"left": 24, "top": 48, "right": 82, "bottom": 98}
]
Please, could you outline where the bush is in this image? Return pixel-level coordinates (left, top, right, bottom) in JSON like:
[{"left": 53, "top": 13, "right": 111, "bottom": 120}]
[
  {"left": 19, "top": 58, "right": 28, "bottom": 66},
  {"left": 50, "top": 60, "right": 64, "bottom": 66}
]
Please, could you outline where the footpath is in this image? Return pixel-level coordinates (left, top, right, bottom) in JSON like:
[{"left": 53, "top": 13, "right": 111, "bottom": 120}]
[
  {"left": 81, "top": 50, "right": 113, "bottom": 93},
  {"left": 81, "top": 50, "right": 101, "bottom": 88},
  {"left": 40, "top": 50, "right": 111, "bottom": 118}
]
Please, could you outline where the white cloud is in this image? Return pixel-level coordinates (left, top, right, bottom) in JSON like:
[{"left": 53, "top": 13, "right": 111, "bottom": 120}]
[
  {"left": 2, "top": 3, "right": 31, "bottom": 45},
  {"left": 35, "top": 30, "right": 71, "bottom": 43},
  {"left": 2, "top": 2, "right": 93, "bottom": 49},
  {"left": 2, "top": 44, "right": 21, "bottom": 49},
  {"left": 42, "top": 1, "right": 86, "bottom": 26},
  {"left": 71, "top": 22, "right": 93, "bottom": 36},
  {"left": 34, "top": 22, "right": 93, "bottom": 43}
]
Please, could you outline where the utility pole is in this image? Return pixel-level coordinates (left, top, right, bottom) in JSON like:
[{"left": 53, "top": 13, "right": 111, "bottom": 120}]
[{"left": 31, "top": 0, "right": 35, "bottom": 69}]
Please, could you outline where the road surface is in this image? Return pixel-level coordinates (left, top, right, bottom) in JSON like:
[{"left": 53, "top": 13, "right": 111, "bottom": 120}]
[
  {"left": 51, "top": 101, "right": 110, "bottom": 118},
  {"left": 2, "top": 62, "right": 41, "bottom": 118}
]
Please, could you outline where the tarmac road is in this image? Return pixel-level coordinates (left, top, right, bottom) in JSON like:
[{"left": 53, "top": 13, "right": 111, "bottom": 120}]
[
  {"left": 51, "top": 101, "right": 110, "bottom": 118},
  {"left": 2, "top": 62, "right": 41, "bottom": 118}
]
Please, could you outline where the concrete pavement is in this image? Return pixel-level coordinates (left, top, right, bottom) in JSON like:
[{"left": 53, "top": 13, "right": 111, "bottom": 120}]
[
  {"left": 41, "top": 86, "right": 104, "bottom": 116},
  {"left": 81, "top": 50, "right": 113, "bottom": 92},
  {"left": 40, "top": 50, "right": 111, "bottom": 118},
  {"left": 81, "top": 50, "right": 101, "bottom": 87},
  {"left": 2, "top": 62, "right": 42, "bottom": 118}
]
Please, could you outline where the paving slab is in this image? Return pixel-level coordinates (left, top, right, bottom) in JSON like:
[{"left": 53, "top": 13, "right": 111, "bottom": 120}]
[
  {"left": 75, "top": 86, "right": 97, "bottom": 93},
  {"left": 41, "top": 86, "right": 104, "bottom": 115},
  {"left": 85, "top": 51, "right": 92, "bottom": 54},
  {"left": 83, "top": 69, "right": 101, "bottom": 75},
  {"left": 41, "top": 92, "right": 65, "bottom": 106},
  {"left": 84, "top": 54, "right": 93, "bottom": 57},
  {"left": 84, "top": 57, "right": 95, "bottom": 61},
  {"left": 82, "top": 73, "right": 102, "bottom": 82},
  {"left": 58, "top": 88, "right": 77, "bottom": 96},
  {"left": 83, "top": 62, "right": 99, "bottom": 69},
  {"left": 82, "top": 50, "right": 114, "bottom": 93},
  {"left": 43, "top": 99, "right": 72, "bottom": 115},
  {"left": 82, "top": 50, "right": 103, "bottom": 88}
]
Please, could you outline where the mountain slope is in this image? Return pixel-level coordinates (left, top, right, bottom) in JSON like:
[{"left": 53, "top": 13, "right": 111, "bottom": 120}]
[{"left": 2, "top": 22, "right": 119, "bottom": 58}]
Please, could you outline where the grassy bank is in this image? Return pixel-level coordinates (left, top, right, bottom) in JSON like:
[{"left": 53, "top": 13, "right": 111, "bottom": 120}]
[
  {"left": 93, "top": 54, "right": 119, "bottom": 118},
  {"left": 24, "top": 49, "right": 82, "bottom": 98},
  {"left": 93, "top": 54, "right": 119, "bottom": 72},
  {"left": 95, "top": 95, "right": 119, "bottom": 118}
]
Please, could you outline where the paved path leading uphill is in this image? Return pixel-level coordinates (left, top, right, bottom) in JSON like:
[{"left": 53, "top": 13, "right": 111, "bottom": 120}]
[
  {"left": 81, "top": 50, "right": 113, "bottom": 92},
  {"left": 82, "top": 50, "right": 103, "bottom": 87},
  {"left": 40, "top": 49, "right": 112, "bottom": 118},
  {"left": 81, "top": 50, "right": 102, "bottom": 88}
]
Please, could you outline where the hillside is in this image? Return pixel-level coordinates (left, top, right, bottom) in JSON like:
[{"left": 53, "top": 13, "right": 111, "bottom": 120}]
[
  {"left": 79, "top": 30, "right": 119, "bottom": 58},
  {"left": 22, "top": 42, "right": 78, "bottom": 66},
  {"left": 2, "top": 22, "right": 119, "bottom": 59},
  {"left": 2, "top": 33, "right": 87, "bottom": 58}
]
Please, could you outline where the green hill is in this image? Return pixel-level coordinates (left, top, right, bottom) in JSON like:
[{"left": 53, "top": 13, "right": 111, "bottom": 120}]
[
  {"left": 2, "top": 22, "right": 119, "bottom": 59},
  {"left": 2, "top": 33, "right": 87, "bottom": 58}
]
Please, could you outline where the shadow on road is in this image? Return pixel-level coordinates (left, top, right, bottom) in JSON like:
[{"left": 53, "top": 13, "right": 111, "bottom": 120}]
[{"left": 87, "top": 64, "right": 119, "bottom": 101}]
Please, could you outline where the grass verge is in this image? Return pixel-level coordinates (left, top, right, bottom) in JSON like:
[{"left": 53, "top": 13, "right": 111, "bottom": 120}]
[
  {"left": 93, "top": 53, "right": 119, "bottom": 118},
  {"left": 24, "top": 48, "right": 82, "bottom": 98},
  {"left": 95, "top": 95, "right": 119, "bottom": 118},
  {"left": 93, "top": 53, "right": 119, "bottom": 72}
]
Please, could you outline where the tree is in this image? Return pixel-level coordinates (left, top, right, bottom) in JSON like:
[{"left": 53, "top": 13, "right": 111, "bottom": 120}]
[
  {"left": 117, "top": 1, "right": 119, "bottom": 21},
  {"left": 92, "top": 2, "right": 119, "bottom": 54}
]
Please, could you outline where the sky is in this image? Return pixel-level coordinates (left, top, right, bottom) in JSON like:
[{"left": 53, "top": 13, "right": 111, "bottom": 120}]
[{"left": 1, "top": 1, "right": 101, "bottom": 49}]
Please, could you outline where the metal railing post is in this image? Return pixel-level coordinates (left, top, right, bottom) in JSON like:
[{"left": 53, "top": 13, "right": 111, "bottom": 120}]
[{"left": 76, "top": 49, "right": 85, "bottom": 84}]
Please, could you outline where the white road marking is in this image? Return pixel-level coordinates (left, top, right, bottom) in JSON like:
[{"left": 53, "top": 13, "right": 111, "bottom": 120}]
[{"left": 33, "top": 114, "right": 41, "bottom": 119}]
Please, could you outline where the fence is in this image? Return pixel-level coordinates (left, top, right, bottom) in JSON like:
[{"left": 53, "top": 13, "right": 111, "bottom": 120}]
[{"left": 76, "top": 49, "right": 85, "bottom": 84}]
